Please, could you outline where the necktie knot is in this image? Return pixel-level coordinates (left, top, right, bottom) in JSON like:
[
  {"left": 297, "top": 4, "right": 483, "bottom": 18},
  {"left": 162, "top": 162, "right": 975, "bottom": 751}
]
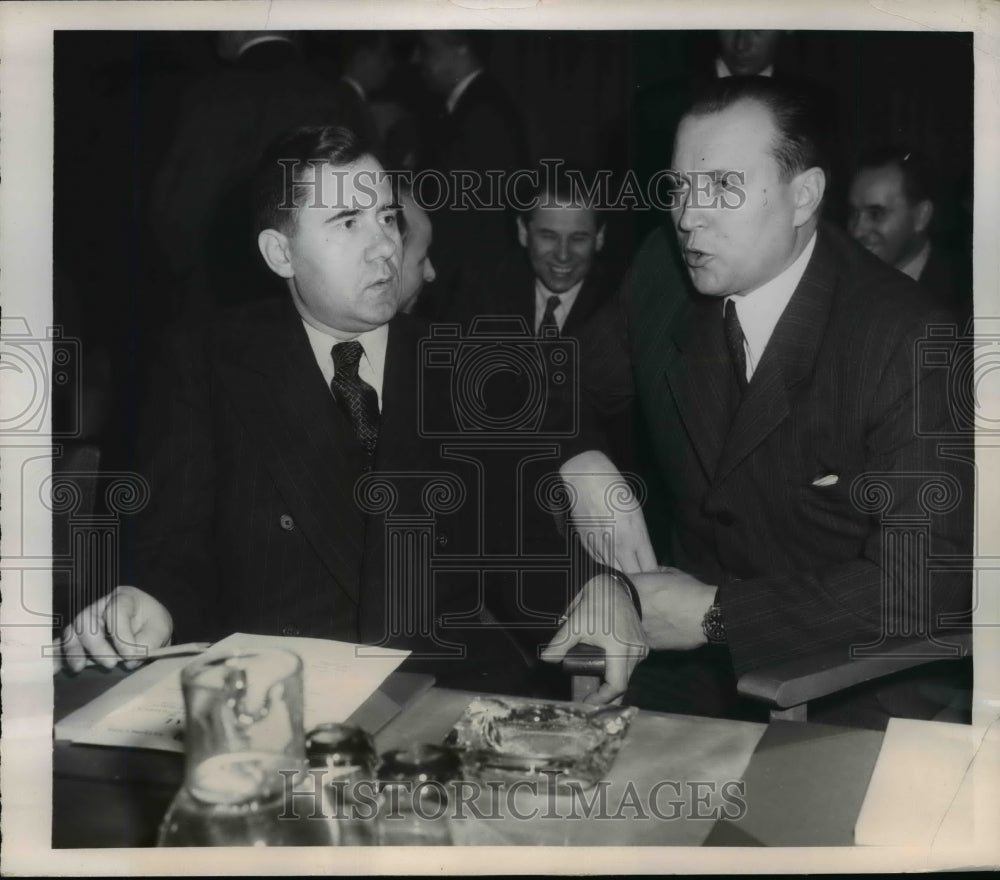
[
  {"left": 538, "top": 295, "right": 560, "bottom": 336},
  {"left": 332, "top": 340, "right": 364, "bottom": 380}
]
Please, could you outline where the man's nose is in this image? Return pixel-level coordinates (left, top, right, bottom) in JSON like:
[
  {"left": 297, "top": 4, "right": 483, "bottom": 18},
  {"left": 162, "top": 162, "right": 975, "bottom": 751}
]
[
  {"left": 847, "top": 212, "right": 866, "bottom": 238},
  {"left": 674, "top": 193, "right": 706, "bottom": 232},
  {"left": 555, "top": 238, "right": 570, "bottom": 262},
  {"left": 735, "top": 31, "right": 753, "bottom": 53},
  {"left": 424, "top": 258, "right": 436, "bottom": 284},
  {"left": 368, "top": 222, "right": 399, "bottom": 260}
]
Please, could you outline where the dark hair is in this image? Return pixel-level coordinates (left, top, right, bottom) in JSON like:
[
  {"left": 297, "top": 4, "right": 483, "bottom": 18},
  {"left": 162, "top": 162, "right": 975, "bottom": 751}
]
[
  {"left": 516, "top": 163, "right": 608, "bottom": 228},
  {"left": 684, "top": 75, "right": 831, "bottom": 182},
  {"left": 252, "top": 124, "right": 374, "bottom": 234},
  {"left": 432, "top": 30, "right": 494, "bottom": 64},
  {"left": 339, "top": 32, "right": 390, "bottom": 64},
  {"left": 854, "top": 144, "right": 937, "bottom": 206}
]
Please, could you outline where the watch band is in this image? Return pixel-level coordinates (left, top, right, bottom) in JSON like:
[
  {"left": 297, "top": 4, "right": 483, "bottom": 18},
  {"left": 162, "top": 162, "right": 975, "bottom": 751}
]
[{"left": 702, "top": 601, "right": 726, "bottom": 644}]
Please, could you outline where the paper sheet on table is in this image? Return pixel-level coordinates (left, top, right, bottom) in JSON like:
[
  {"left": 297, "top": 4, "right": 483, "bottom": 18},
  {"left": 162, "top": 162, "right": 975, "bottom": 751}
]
[
  {"left": 854, "top": 716, "right": 988, "bottom": 846},
  {"left": 63, "top": 633, "right": 409, "bottom": 753}
]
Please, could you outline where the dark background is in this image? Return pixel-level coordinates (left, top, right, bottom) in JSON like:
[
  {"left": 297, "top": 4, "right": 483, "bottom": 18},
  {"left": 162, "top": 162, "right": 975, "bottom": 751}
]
[{"left": 53, "top": 30, "right": 974, "bottom": 476}]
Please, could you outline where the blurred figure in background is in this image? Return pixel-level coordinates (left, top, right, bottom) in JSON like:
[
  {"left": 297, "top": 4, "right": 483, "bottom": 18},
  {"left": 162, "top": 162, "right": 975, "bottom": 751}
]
[
  {"left": 398, "top": 188, "right": 437, "bottom": 314},
  {"left": 847, "top": 146, "right": 970, "bottom": 313},
  {"left": 150, "top": 32, "right": 341, "bottom": 316},
  {"left": 331, "top": 32, "right": 395, "bottom": 148},
  {"left": 410, "top": 30, "right": 528, "bottom": 321}
]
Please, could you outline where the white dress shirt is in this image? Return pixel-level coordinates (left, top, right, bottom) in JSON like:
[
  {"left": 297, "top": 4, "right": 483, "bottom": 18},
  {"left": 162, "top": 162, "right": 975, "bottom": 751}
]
[
  {"left": 898, "top": 241, "right": 931, "bottom": 282},
  {"left": 534, "top": 279, "right": 583, "bottom": 332},
  {"left": 302, "top": 320, "right": 388, "bottom": 412},
  {"left": 340, "top": 76, "right": 366, "bottom": 102},
  {"left": 725, "top": 231, "right": 817, "bottom": 382},
  {"left": 446, "top": 69, "right": 482, "bottom": 114},
  {"left": 715, "top": 57, "right": 774, "bottom": 78}
]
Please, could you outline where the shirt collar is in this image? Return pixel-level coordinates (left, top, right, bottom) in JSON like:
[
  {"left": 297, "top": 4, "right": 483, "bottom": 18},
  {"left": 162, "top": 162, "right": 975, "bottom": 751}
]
[
  {"left": 534, "top": 278, "right": 584, "bottom": 332},
  {"left": 715, "top": 57, "right": 774, "bottom": 79},
  {"left": 302, "top": 319, "right": 389, "bottom": 402},
  {"left": 726, "top": 230, "right": 817, "bottom": 375},
  {"left": 898, "top": 240, "right": 932, "bottom": 282},
  {"left": 446, "top": 68, "right": 483, "bottom": 114},
  {"left": 341, "top": 76, "right": 366, "bottom": 102}
]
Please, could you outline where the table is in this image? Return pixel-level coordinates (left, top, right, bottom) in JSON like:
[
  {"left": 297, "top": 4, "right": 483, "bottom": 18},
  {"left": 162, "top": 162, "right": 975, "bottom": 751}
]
[{"left": 53, "top": 667, "right": 883, "bottom": 848}]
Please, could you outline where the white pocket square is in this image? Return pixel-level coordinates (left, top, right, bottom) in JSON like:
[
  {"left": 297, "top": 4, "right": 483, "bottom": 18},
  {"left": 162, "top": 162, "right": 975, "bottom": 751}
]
[{"left": 811, "top": 474, "right": 839, "bottom": 487}]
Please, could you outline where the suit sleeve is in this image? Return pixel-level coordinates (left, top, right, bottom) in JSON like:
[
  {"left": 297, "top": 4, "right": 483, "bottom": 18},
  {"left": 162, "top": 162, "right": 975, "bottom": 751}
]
[
  {"left": 717, "top": 312, "right": 973, "bottom": 675},
  {"left": 131, "top": 323, "right": 220, "bottom": 641}
]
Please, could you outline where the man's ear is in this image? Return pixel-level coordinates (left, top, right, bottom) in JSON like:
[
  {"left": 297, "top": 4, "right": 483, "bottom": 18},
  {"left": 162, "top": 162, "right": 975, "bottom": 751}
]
[
  {"left": 914, "top": 199, "right": 934, "bottom": 234},
  {"left": 595, "top": 223, "right": 606, "bottom": 253},
  {"left": 516, "top": 215, "right": 529, "bottom": 248},
  {"left": 257, "top": 228, "right": 294, "bottom": 279},
  {"left": 791, "top": 166, "right": 826, "bottom": 227}
]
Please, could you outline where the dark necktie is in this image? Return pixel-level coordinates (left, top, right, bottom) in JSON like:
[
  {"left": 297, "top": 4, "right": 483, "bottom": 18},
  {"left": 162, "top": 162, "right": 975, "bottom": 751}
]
[
  {"left": 723, "top": 299, "right": 748, "bottom": 393},
  {"left": 330, "top": 341, "right": 380, "bottom": 456},
  {"left": 538, "top": 295, "right": 561, "bottom": 336}
]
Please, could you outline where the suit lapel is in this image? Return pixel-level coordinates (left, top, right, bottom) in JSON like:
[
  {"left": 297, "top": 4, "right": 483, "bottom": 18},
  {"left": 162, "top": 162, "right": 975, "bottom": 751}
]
[
  {"left": 562, "top": 270, "right": 609, "bottom": 336},
  {"left": 714, "top": 229, "right": 837, "bottom": 484},
  {"left": 663, "top": 294, "right": 734, "bottom": 481},
  {"left": 217, "top": 299, "right": 365, "bottom": 604}
]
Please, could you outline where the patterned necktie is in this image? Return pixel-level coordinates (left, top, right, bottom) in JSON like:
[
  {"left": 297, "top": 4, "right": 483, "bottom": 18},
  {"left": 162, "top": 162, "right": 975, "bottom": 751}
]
[
  {"left": 723, "top": 299, "right": 748, "bottom": 393},
  {"left": 538, "top": 295, "right": 561, "bottom": 336},
  {"left": 330, "top": 341, "right": 380, "bottom": 456}
]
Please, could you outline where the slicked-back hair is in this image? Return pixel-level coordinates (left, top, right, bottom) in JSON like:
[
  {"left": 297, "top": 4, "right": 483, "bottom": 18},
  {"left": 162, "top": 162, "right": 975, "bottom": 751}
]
[
  {"left": 252, "top": 124, "right": 375, "bottom": 235},
  {"left": 516, "top": 164, "right": 608, "bottom": 229},
  {"left": 683, "top": 75, "right": 831, "bottom": 184},
  {"left": 854, "top": 144, "right": 937, "bottom": 207}
]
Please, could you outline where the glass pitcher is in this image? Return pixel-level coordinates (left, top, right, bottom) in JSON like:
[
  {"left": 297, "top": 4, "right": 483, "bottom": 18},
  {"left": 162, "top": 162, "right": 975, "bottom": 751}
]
[{"left": 157, "top": 648, "right": 336, "bottom": 846}]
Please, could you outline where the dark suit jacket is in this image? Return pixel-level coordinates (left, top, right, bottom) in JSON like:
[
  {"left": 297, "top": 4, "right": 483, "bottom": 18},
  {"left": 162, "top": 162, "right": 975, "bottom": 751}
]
[
  {"left": 453, "top": 251, "right": 613, "bottom": 336},
  {"left": 131, "top": 298, "right": 578, "bottom": 693},
  {"left": 330, "top": 78, "right": 378, "bottom": 146},
  {"left": 919, "top": 244, "right": 972, "bottom": 317},
  {"left": 584, "top": 223, "right": 972, "bottom": 714}
]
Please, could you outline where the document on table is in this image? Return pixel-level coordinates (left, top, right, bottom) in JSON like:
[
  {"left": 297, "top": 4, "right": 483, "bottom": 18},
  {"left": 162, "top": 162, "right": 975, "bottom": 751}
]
[{"left": 57, "top": 633, "right": 410, "bottom": 753}]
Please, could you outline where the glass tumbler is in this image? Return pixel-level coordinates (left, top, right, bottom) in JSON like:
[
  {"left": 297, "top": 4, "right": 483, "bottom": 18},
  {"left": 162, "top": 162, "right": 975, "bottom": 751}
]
[
  {"left": 157, "top": 648, "right": 336, "bottom": 846},
  {"left": 376, "top": 744, "right": 462, "bottom": 846}
]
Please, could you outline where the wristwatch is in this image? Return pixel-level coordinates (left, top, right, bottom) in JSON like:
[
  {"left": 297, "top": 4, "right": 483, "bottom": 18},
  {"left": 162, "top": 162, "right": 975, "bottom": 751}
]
[{"left": 701, "top": 601, "right": 726, "bottom": 645}]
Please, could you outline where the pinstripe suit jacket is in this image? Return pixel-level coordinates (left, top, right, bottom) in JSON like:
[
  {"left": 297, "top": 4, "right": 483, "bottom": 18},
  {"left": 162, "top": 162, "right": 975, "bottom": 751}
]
[
  {"left": 131, "top": 297, "right": 562, "bottom": 690},
  {"left": 618, "top": 223, "right": 972, "bottom": 678}
]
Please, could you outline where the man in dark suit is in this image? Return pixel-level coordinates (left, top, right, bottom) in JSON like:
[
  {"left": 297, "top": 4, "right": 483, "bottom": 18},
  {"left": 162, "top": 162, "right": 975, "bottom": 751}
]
[
  {"left": 59, "top": 125, "right": 566, "bottom": 696},
  {"left": 410, "top": 30, "right": 529, "bottom": 321},
  {"left": 543, "top": 77, "right": 972, "bottom": 722},
  {"left": 847, "top": 146, "right": 971, "bottom": 314},
  {"left": 330, "top": 32, "right": 395, "bottom": 149}
]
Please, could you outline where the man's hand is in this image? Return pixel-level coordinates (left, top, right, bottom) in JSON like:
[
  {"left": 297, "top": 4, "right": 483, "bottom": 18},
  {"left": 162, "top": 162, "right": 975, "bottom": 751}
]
[
  {"left": 540, "top": 574, "right": 649, "bottom": 705},
  {"left": 632, "top": 567, "right": 717, "bottom": 651},
  {"left": 59, "top": 586, "right": 173, "bottom": 673},
  {"left": 560, "top": 450, "right": 657, "bottom": 574}
]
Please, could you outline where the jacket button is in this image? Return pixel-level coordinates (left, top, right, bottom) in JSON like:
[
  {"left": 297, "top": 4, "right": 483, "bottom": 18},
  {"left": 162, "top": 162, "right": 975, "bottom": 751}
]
[
  {"left": 436, "top": 534, "right": 448, "bottom": 547},
  {"left": 279, "top": 514, "right": 295, "bottom": 531},
  {"left": 716, "top": 511, "right": 734, "bottom": 527},
  {"left": 281, "top": 624, "right": 300, "bottom": 637}
]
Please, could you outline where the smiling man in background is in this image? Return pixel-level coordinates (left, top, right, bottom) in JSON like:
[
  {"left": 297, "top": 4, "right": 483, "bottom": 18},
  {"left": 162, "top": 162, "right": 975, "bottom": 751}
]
[{"left": 847, "top": 146, "right": 970, "bottom": 312}]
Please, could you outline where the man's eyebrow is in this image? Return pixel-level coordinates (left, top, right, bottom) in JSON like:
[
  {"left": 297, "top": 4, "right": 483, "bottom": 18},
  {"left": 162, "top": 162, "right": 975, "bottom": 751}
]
[
  {"left": 325, "top": 208, "right": 361, "bottom": 223},
  {"left": 383, "top": 201, "right": 403, "bottom": 212}
]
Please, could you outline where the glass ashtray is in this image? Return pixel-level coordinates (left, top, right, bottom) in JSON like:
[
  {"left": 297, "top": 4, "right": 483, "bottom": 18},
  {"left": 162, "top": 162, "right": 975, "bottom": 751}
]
[{"left": 445, "top": 697, "right": 636, "bottom": 790}]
